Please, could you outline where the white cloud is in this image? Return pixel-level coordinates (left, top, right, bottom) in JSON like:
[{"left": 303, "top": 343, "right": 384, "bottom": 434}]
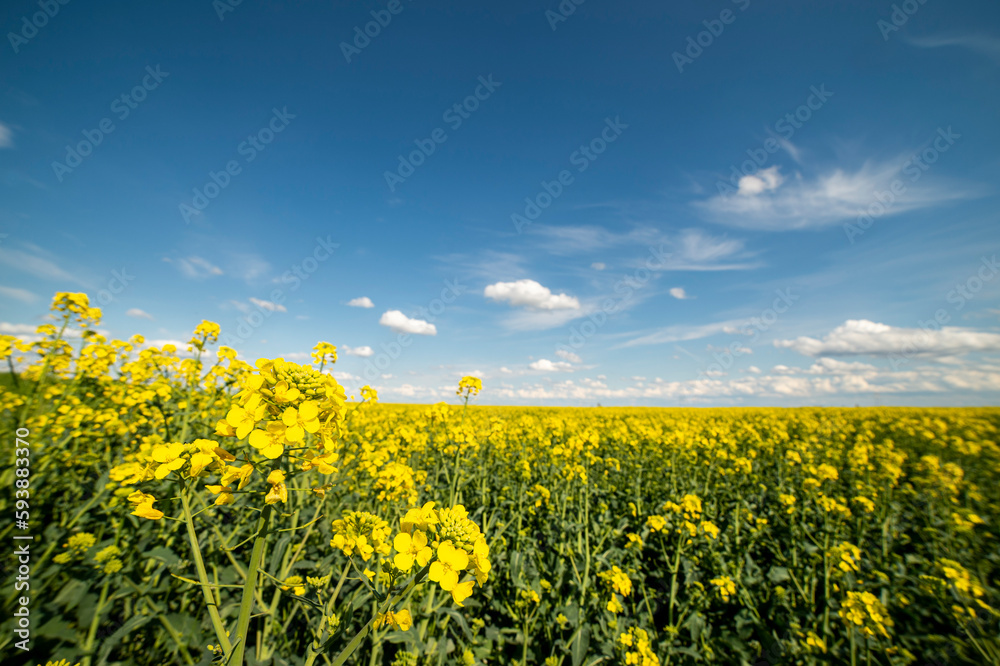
[
  {"left": 126, "top": 308, "right": 153, "bottom": 320},
  {"left": 0, "top": 122, "right": 12, "bottom": 149},
  {"left": 700, "top": 157, "right": 977, "bottom": 230},
  {"left": 343, "top": 345, "right": 374, "bottom": 357},
  {"left": 480, "top": 360, "right": 1000, "bottom": 403},
  {"left": 379, "top": 310, "right": 437, "bottom": 336},
  {"left": 142, "top": 339, "right": 195, "bottom": 356},
  {"left": 775, "top": 320, "right": 1000, "bottom": 358},
  {"left": 669, "top": 287, "right": 692, "bottom": 300},
  {"left": 805, "top": 358, "right": 878, "bottom": 373},
  {"left": 591, "top": 262, "right": 606, "bottom": 270},
  {"left": 484, "top": 279, "right": 580, "bottom": 311},
  {"left": 348, "top": 297, "right": 374, "bottom": 308},
  {"left": 0, "top": 323, "right": 37, "bottom": 335},
  {"left": 737, "top": 166, "right": 784, "bottom": 195},
  {"left": 0, "top": 286, "right": 36, "bottom": 303},
  {"left": 170, "top": 256, "right": 223, "bottom": 279},
  {"left": 529, "top": 358, "right": 575, "bottom": 372},
  {"left": 556, "top": 349, "right": 582, "bottom": 363},
  {"left": 249, "top": 297, "right": 287, "bottom": 313}
]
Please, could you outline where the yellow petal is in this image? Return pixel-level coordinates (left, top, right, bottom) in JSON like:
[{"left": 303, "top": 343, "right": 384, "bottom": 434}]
[{"left": 451, "top": 580, "right": 475, "bottom": 606}]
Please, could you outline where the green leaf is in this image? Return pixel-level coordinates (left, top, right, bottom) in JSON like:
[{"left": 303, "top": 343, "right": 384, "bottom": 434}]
[
  {"left": 767, "top": 566, "right": 790, "bottom": 584},
  {"left": 571, "top": 624, "right": 590, "bottom": 666},
  {"left": 147, "top": 546, "right": 181, "bottom": 567},
  {"left": 52, "top": 579, "right": 87, "bottom": 610},
  {"left": 37, "top": 616, "right": 77, "bottom": 639},
  {"left": 684, "top": 611, "right": 706, "bottom": 643},
  {"left": 97, "top": 615, "right": 152, "bottom": 666}
]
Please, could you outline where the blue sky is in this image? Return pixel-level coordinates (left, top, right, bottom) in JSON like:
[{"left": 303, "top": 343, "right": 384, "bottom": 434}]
[{"left": 2, "top": 0, "right": 999, "bottom": 405}]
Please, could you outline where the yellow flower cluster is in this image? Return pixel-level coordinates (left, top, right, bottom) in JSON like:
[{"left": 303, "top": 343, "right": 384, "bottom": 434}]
[
  {"left": 456, "top": 375, "right": 482, "bottom": 397},
  {"left": 829, "top": 542, "right": 861, "bottom": 575},
  {"left": 838, "top": 591, "right": 893, "bottom": 638},
  {"left": 330, "top": 503, "right": 491, "bottom": 610},
  {"left": 618, "top": 627, "right": 659, "bottom": 665},
  {"left": 939, "top": 558, "right": 993, "bottom": 619},
  {"left": 53, "top": 532, "right": 97, "bottom": 563},
  {"left": 311, "top": 341, "right": 338, "bottom": 368},
  {"left": 331, "top": 511, "right": 392, "bottom": 560},
  {"left": 709, "top": 575, "right": 736, "bottom": 601},
  {"left": 219, "top": 357, "right": 347, "bottom": 460},
  {"left": 600, "top": 566, "right": 632, "bottom": 613}
]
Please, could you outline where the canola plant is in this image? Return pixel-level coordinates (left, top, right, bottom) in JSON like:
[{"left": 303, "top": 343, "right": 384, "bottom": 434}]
[{"left": 1, "top": 293, "right": 998, "bottom": 665}]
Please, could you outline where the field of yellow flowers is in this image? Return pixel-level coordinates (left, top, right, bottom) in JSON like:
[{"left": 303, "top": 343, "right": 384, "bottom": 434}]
[{"left": 1, "top": 293, "right": 999, "bottom": 666}]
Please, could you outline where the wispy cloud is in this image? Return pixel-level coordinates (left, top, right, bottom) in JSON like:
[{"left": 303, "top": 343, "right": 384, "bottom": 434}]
[
  {"left": 249, "top": 297, "right": 286, "bottom": 313},
  {"left": 167, "top": 256, "right": 224, "bottom": 279},
  {"left": 528, "top": 226, "right": 759, "bottom": 271},
  {"left": 0, "top": 122, "right": 13, "bottom": 149},
  {"left": 556, "top": 348, "right": 582, "bottom": 363},
  {"left": 228, "top": 252, "right": 271, "bottom": 282},
  {"left": 619, "top": 320, "right": 743, "bottom": 348},
  {"left": 0, "top": 244, "right": 84, "bottom": 285},
  {"left": 907, "top": 33, "right": 1000, "bottom": 62},
  {"left": 498, "top": 304, "right": 593, "bottom": 331},
  {"left": 697, "top": 158, "right": 979, "bottom": 231},
  {"left": 126, "top": 308, "right": 154, "bottom": 320},
  {"left": 0, "top": 285, "right": 37, "bottom": 303}
]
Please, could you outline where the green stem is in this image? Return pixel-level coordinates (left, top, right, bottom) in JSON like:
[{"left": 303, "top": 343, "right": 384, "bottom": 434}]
[
  {"left": 80, "top": 579, "right": 111, "bottom": 666},
  {"left": 230, "top": 504, "right": 274, "bottom": 665},
  {"left": 180, "top": 489, "right": 233, "bottom": 655},
  {"left": 329, "top": 565, "right": 430, "bottom": 666}
]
